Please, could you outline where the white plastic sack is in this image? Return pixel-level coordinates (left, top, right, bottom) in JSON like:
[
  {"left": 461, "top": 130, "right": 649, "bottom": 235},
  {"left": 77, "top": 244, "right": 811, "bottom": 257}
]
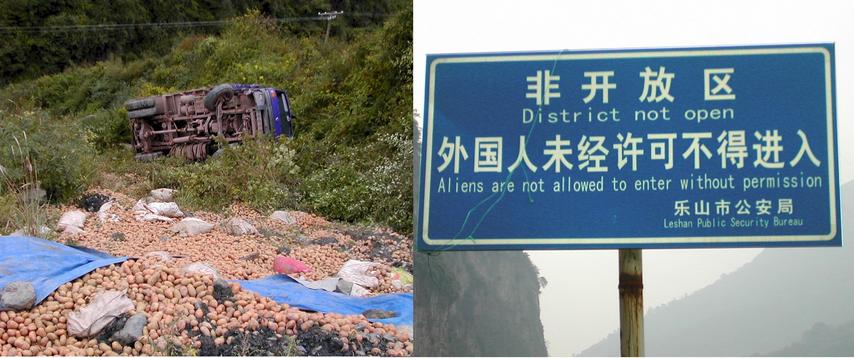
[
  {"left": 56, "top": 210, "right": 86, "bottom": 232},
  {"left": 97, "top": 201, "right": 120, "bottom": 223},
  {"left": 132, "top": 199, "right": 175, "bottom": 222},
  {"left": 336, "top": 260, "right": 379, "bottom": 288},
  {"left": 146, "top": 202, "right": 184, "bottom": 218},
  {"left": 67, "top": 290, "right": 134, "bottom": 338},
  {"left": 181, "top": 262, "right": 221, "bottom": 279}
]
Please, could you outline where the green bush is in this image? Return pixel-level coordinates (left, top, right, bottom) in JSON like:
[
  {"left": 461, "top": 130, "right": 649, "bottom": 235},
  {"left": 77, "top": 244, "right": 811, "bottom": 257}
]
[
  {"left": 153, "top": 137, "right": 301, "bottom": 213},
  {"left": 0, "top": 110, "right": 96, "bottom": 202}
]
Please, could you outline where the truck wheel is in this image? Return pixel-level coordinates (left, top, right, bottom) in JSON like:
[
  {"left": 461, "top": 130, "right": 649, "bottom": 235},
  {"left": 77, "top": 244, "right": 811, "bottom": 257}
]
[
  {"left": 128, "top": 106, "right": 162, "bottom": 119},
  {"left": 203, "top": 84, "right": 235, "bottom": 112},
  {"left": 125, "top": 98, "right": 155, "bottom": 111}
]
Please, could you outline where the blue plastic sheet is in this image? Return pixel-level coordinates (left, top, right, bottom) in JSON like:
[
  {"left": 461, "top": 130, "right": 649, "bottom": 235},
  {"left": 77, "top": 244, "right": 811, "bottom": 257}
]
[
  {"left": 238, "top": 275, "right": 413, "bottom": 327},
  {"left": 0, "top": 235, "right": 127, "bottom": 304},
  {"left": 1, "top": 236, "right": 412, "bottom": 327}
]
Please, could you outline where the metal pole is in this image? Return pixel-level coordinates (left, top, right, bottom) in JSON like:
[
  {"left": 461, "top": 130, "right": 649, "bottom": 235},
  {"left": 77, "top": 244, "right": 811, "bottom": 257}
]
[
  {"left": 324, "top": 18, "right": 331, "bottom": 43},
  {"left": 318, "top": 11, "right": 343, "bottom": 44},
  {"left": 619, "top": 249, "right": 644, "bottom": 357}
]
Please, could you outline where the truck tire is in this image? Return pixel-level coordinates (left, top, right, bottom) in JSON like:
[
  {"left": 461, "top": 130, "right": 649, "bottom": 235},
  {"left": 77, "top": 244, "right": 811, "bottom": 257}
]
[
  {"left": 203, "top": 84, "right": 234, "bottom": 112},
  {"left": 125, "top": 98, "right": 155, "bottom": 111},
  {"left": 127, "top": 106, "right": 162, "bottom": 119}
]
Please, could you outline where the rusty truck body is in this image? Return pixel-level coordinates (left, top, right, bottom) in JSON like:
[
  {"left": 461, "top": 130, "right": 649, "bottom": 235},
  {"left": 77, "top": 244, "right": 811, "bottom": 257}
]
[{"left": 125, "top": 84, "right": 294, "bottom": 161}]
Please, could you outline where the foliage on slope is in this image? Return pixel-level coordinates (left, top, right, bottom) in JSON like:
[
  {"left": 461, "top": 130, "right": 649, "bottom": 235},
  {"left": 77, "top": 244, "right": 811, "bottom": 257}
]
[{"left": 0, "top": 5, "right": 413, "bottom": 234}]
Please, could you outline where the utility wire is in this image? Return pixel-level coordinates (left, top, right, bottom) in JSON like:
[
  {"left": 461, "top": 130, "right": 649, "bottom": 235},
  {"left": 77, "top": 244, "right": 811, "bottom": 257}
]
[{"left": 0, "top": 13, "right": 387, "bottom": 33}]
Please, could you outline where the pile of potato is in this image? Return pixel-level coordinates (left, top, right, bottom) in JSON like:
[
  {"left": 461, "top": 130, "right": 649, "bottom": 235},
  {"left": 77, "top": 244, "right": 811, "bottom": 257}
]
[
  {"left": 0, "top": 259, "right": 412, "bottom": 356},
  {"left": 290, "top": 246, "right": 350, "bottom": 281}
]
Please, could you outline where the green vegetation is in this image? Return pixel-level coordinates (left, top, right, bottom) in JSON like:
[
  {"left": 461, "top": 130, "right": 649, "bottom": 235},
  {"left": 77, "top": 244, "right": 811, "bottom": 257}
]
[
  {"left": 0, "top": 4, "right": 413, "bottom": 234},
  {"left": 0, "top": 0, "right": 404, "bottom": 85}
]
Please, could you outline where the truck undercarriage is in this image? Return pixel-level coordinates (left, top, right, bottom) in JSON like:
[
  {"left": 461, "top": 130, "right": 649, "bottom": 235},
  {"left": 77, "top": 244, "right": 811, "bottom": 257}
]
[{"left": 126, "top": 84, "right": 293, "bottom": 161}]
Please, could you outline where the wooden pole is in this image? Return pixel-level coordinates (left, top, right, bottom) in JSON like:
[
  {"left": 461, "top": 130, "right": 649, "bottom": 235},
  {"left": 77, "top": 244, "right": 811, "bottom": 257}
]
[{"left": 619, "top": 249, "right": 644, "bottom": 357}]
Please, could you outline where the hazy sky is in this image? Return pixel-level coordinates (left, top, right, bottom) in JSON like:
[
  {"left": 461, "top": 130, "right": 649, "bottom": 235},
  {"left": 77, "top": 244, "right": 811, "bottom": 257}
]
[{"left": 414, "top": 1, "right": 853, "bottom": 355}]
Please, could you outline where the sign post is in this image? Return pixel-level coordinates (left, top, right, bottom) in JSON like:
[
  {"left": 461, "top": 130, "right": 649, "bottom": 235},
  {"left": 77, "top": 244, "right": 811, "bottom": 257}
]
[
  {"left": 417, "top": 44, "right": 840, "bottom": 356},
  {"left": 619, "top": 249, "right": 644, "bottom": 357}
]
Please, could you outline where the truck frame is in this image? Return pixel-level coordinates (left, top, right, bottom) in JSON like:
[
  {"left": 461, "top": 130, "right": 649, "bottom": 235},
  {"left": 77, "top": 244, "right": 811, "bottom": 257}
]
[{"left": 126, "top": 83, "right": 294, "bottom": 161}]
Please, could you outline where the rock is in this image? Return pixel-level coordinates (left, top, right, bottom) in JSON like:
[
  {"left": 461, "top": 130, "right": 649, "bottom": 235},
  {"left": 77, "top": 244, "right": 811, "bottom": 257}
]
[
  {"left": 149, "top": 188, "right": 175, "bottom": 202},
  {"left": 213, "top": 279, "right": 234, "bottom": 302},
  {"left": 239, "top": 252, "right": 261, "bottom": 261},
  {"left": 361, "top": 309, "right": 398, "bottom": 319},
  {"left": 270, "top": 211, "right": 296, "bottom": 225},
  {"left": 222, "top": 217, "right": 258, "bottom": 236},
  {"left": 111, "top": 313, "right": 147, "bottom": 345},
  {"left": 169, "top": 218, "right": 214, "bottom": 236},
  {"left": 110, "top": 232, "right": 126, "bottom": 241},
  {"left": 0, "top": 281, "right": 36, "bottom": 311},
  {"left": 336, "top": 278, "right": 354, "bottom": 295},
  {"left": 57, "top": 210, "right": 87, "bottom": 232},
  {"left": 276, "top": 246, "right": 291, "bottom": 255}
]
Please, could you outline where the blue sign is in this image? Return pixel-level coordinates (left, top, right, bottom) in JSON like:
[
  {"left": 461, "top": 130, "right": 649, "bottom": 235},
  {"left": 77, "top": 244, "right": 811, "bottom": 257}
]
[{"left": 417, "top": 44, "right": 841, "bottom": 251}]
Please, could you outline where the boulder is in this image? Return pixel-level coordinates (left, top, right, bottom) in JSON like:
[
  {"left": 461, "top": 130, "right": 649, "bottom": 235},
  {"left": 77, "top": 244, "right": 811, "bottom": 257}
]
[
  {"left": 111, "top": 313, "right": 147, "bottom": 345},
  {"left": 0, "top": 281, "right": 35, "bottom": 311},
  {"left": 169, "top": 218, "right": 214, "bottom": 236},
  {"left": 222, "top": 217, "right": 258, "bottom": 236},
  {"left": 270, "top": 210, "right": 296, "bottom": 225}
]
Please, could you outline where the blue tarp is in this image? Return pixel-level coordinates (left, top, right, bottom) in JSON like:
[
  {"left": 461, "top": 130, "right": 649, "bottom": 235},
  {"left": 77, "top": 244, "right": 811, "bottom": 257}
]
[
  {"left": 0, "top": 236, "right": 413, "bottom": 327},
  {"left": 0, "top": 235, "right": 128, "bottom": 304},
  {"left": 238, "top": 275, "right": 413, "bottom": 327}
]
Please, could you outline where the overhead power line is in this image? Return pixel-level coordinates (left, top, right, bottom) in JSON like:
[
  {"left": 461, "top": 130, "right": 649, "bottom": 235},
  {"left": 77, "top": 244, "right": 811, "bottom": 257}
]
[{"left": 0, "top": 12, "right": 386, "bottom": 34}]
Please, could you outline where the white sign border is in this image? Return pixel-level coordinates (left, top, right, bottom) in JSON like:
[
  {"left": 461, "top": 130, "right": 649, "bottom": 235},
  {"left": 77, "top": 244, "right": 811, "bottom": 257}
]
[{"left": 421, "top": 46, "right": 837, "bottom": 246}]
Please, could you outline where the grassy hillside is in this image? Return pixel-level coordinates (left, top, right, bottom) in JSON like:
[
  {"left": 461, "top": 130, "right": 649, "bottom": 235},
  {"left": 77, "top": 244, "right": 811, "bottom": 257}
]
[
  {"left": 0, "top": 5, "right": 413, "bottom": 234},
  {"left": 0, "top": 0, "right": 404, "bottom": 85}
]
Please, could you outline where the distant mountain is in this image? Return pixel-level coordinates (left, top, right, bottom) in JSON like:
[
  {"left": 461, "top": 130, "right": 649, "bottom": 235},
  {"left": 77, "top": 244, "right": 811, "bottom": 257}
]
[
  {"left": 580, "top": 181, "right": 853, "bottom": 356},
  {"left": 414, "top": 250, "right": 548, "bottom": 356},
  {"left": 765, "top": 320, "right": 854, "bottom": 356}
]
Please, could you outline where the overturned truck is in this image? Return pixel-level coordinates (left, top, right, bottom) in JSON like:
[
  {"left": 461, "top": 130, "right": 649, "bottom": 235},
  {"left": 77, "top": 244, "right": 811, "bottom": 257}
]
[{"left": 126, "top": 84, "right": 294, "bottom": 161}]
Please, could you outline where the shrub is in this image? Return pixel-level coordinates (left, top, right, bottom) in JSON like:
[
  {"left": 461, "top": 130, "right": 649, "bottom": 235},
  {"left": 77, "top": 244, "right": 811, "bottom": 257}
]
[
  {"left": 0, "top": 109, "right": 96, "bottom": 202},
  {"left": 152, "top": 137, "right": 301, "bottom": 213}
]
